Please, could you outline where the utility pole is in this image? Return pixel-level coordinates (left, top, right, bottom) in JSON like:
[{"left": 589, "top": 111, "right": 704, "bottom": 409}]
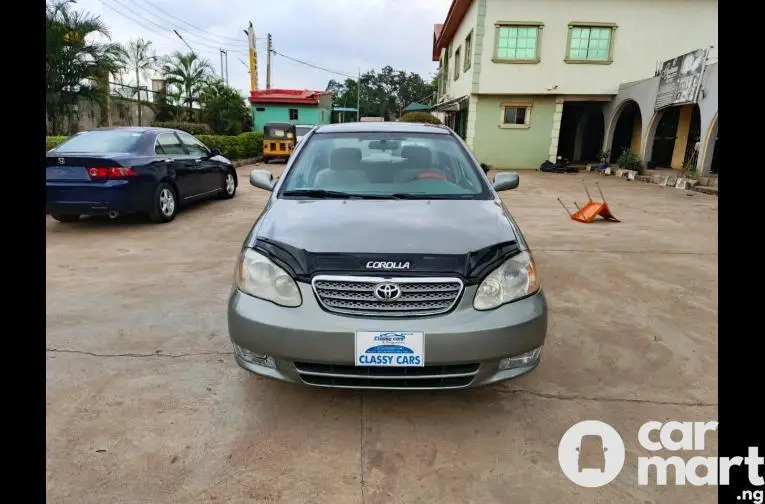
[
  {"left": 266, "top": 33, "right": 272, "bottom": 90},
  {"left": 219, "top": 49, "right": 225, "bottom": 81},
  {"left": 173, "top": 30, "right": 196, "bottom": 54}
]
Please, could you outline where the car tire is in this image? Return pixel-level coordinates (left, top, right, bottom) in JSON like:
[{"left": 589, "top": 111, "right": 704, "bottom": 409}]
[
  {"left": 219, "top": 170, "right": 237, "bottom": 199},
  {"left": 51, "top": 214, "right": 80, "bottom": 223},
  {"left": 148, "top": 182, "right": 178, "bottom": 223}
]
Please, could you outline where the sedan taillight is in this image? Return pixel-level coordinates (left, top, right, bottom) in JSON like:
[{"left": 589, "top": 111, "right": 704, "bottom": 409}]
[{"left": 88, "top": 167, "right": 138, "bottom": 179}]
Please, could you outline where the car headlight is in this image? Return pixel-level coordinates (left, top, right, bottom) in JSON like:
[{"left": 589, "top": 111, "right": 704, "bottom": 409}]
[
  {"left": 473, "top": 251, "right": 540, "bottom": 310},
  {"left": 235, "top": 249, "right": 302, "bottom": 307}
]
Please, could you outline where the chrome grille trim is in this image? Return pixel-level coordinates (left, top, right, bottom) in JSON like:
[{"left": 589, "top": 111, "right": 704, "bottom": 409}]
[
  {"left": 311, "top": 275, "right": 464, "bottom": 317},
  {"left": 294, "top": 362, "right": 479, "bottom": 389}
]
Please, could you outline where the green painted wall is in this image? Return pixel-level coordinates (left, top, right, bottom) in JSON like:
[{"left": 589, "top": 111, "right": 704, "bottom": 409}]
[
  {"left": 251, "top": 104, "right": 331, "bottom": 132},
  {"left": 471, "top": 95, "right": 555, "bottom": 169}
]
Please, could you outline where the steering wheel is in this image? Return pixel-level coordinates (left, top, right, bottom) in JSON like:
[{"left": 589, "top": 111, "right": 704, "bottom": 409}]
[{"left": 416, "top": 171, "right": 447, "bottom": 180}]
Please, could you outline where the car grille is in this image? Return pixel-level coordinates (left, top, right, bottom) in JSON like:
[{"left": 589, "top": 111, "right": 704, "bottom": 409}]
[
  {"left": 294, "top": 362, "right": 479, "bottom": 389},
  {"left": 311, "top": 276, "right": 464, "bottom": 317}
]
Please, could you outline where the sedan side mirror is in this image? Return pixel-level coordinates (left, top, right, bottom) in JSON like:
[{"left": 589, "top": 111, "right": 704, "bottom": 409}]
[
  {"left": 492, "top": 172, "right": 519, "bottom": 191},
  {"left": 209, "top": 147, "right": 221, "bottom": 157},
  {"left": 250, "top": 169, "right": 276, "bottom": 191}
]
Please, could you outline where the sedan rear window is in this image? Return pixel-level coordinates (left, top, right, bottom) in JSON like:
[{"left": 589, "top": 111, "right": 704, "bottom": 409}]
[
  {"left": 53, "top": 130, "right": 143, "bottom": 153},
  {"left": 279, "top": 132, "right": 491, "bottom": 200}
]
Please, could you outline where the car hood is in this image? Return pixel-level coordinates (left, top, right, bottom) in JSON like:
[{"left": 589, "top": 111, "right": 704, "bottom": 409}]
[{"left": 251, "top": 198, "right": 519, "bottom": 255}]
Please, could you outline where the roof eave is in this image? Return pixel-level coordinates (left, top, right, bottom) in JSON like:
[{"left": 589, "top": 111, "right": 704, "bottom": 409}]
[{"left": 434, "top": 0, "right": 472, "bottom": 56}]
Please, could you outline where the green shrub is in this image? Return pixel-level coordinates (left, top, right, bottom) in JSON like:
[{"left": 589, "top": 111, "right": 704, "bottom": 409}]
[
  {"left": 150, "top": 121, "right": 212, "bottom": 135},
  {"left": 45, "top": 131, "right": 263, "bottom": 160},
  {"left": 47, "top": 136, "right": 69, "bottom": 151},
  {"left": 197, "top": 131, "right": 263, "bottom": 160},
  {"left": 616, "top": 148, "right": 643, "bottom": 173},
  {"left": 399, "top": 111, "right": 442, "bottom": 124}
]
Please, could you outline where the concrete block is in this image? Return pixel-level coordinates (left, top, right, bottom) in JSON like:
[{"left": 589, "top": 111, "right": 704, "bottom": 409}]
[
  {"left": 615, "top": 168, "right": 624, "bottom": 178},
  {"left": 675, "top": 178, "right": 688, "bottom": 189},
  {"left": 636, "top": 175, "right": 652, "bottom": 183},
  {"left": 604, "top": 167, "right": 612, "bottom": 176},
  {"left": 586, "top": 164, "right": 593, "bottom": 172},
  {"left": 627, "top": 170, "right": 637, "bottom": 181},
  {"left": 685, "top": 179, "right": 699, "bottom": 189},
  {"left": 663, "top": 175, "right": 678, "bottom": 187},
  {"left": 650, "top": 174, "right": 665, "bottom": 184}
]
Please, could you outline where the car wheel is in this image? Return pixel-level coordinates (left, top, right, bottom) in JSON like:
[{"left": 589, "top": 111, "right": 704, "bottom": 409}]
[
  {"left": 219, "top": 170, "right": 237, "bottom": 199},
  {"left": 51, "top": 214, "right": 80, "bottom": 223},
  {"left": 148, "top": 182, "right": 178, "bottom": 223}
]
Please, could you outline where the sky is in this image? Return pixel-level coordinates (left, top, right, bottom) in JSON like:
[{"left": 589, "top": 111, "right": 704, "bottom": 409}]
[{"left": 76, "top": 0, "right": 452, "bottom": 97}]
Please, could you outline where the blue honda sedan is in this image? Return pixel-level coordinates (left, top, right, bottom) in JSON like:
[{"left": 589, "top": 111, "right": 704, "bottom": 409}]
[{"left": 46, "top": 127, "right": 238, "bottom": 223}]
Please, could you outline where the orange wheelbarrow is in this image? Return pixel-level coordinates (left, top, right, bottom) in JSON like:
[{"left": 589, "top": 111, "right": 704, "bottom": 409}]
[{"left": 558, "top": 181, "right": 620, "bottom": 223}]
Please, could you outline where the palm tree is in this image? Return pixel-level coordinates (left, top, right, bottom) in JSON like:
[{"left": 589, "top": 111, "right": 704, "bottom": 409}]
[
  {"left": 161, "top": 51, "right": 214, "bottom": 122},
  {"left": 46, "top": 0, "right": 125, "bottom": 134},
  {"left": 118, "top": 38, "right": 157, "bottom": 126}
]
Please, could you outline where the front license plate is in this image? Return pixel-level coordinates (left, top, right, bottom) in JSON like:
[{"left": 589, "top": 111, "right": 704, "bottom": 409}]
[{"left": 355, "top": 331, "right": 424, "bottom": 367}]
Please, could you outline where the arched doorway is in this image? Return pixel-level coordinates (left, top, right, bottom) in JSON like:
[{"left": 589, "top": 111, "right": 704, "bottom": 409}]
[
  {"left": 701, "top": 114, "right": 718, "bottom": 175},
  {"left": 609, "top": 100, "right": 641, "bottom": 163},
  {"left": 648, "top": 104, "right": 701, "bottom": 169}
]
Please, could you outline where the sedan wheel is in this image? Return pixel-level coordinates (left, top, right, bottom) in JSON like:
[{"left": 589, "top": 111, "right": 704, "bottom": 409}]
[
  {"left": 148, "top": 182, "right": 178, "bottom": 223},
  {"left": 220, "top": 171, "right": 237, "bottom": 199}
]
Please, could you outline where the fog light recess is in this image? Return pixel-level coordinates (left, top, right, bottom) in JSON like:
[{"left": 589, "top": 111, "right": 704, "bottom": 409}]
[
  {"left": 498, "top": 346, "right": 542, "bottom": 370},
  {"left": 234, "top": 345, "right": 276, "bottom": 368}
]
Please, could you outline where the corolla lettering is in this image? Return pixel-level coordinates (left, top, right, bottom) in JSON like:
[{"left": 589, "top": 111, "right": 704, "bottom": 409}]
[
  {"left": 358, "top": 354, "right": 422, "bottom": 365},
  {"left": 365, "top": 261, "right": 411, "bottom": 270}
]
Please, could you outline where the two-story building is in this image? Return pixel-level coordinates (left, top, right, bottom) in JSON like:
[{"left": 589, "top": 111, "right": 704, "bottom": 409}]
[{"left": 431, "top": 0, "right": 718, "bottom": 173}]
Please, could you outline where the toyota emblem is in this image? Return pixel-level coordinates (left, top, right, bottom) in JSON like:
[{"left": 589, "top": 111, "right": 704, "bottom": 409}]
[
  {"left": 374, "top": 282, "right": 402, "bottom": 301},
  {"left": 57, "top": 157, "right": 65, "bottom": 165}
]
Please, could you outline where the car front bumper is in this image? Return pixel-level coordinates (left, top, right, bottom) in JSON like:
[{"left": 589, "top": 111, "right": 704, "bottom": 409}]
[{"left": 227, "top": 282, "right": 548, "bottom": 390}]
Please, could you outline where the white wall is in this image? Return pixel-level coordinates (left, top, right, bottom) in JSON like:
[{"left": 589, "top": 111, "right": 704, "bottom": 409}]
[
  {"left": 478, "top": 0, "right": 718, "bottom": 95},
  {"left": 441, "top": 0, "right": 478, "bottom": 100}
]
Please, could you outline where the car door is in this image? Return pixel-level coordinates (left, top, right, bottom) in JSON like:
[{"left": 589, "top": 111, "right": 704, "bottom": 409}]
[
  {"left": 155, "top": 132, "right": 197, "bottom": 199},
  {"left": 178, "top": 132, "right": 220, "bottom": 194}
]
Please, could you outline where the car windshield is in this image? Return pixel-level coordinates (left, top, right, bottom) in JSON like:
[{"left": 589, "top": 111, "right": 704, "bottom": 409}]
[
  {"left": 264, "top": 125, "right": 294, "bottom": 139},
  {"left": 295, "top": 126, "right": 312, "bottom": 137},
  {"left": 52, "top": 130, "right": 143, "bottom": 153},
  {"left": 279, "top": 132, "right": 491, "bottom": 200}
]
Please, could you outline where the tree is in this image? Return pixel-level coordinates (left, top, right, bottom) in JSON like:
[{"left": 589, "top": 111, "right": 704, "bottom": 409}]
[
  {"left": 161, "top": 51, "right": 214, "bottom": 121},
  {"left": 400, "top": 112, "right": 441, "bottom": 125},
  {"left": 200, "top": 80, "right": 248, "bottom": 135},
  {"left": 326, "top": 66, "right": 436, "bottom": 121},
  {"left": 118, "top": 38, "right": 157, "bottom": 126},
  {"left": 46, "top": 0, "right": 125, "bottom": 134}
]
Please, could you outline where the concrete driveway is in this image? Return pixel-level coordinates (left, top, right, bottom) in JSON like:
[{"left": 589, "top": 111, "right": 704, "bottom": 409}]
[{"left": 46, "top": 165, "right": 718, "bottom": 504}]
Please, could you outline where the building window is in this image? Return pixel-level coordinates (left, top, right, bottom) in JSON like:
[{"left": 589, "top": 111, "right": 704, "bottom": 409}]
[
  {"left": 500, "top": 103, "right": 532, "bottom": 129},
  {"left": 566, "top": 23, "right": 616, "bottom": 63},
  {"left": 494, "top": 23, "right": 542, "bottom": 63},
  {"left": 454, "top": 46, "right": 461, "bottom": 80},
  {"left": 464, "top": 31, "right": 472, "bottom": 71},
  {"left": 255, "top": 107, "right": 265, "bottom": 112},
  {"left": 289, "top": 109, "right": 298, "bottom": 120}
]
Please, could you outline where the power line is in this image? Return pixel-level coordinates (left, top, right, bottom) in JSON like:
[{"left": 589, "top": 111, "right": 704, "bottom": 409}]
[
  {"left": 270, "top": 49, "right": 355, "bottom": 79},
  {"left": 130, "top": 0, "right": 263, "bottom": 45},
  {"left": 96, "top": 0, "right": 230, "bottom": 62},
  {"left": 103, "top": 0, "right": 248, "bottom": 53}
]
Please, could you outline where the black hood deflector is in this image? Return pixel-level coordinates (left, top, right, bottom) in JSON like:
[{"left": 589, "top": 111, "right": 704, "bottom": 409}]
[{"left": 253, "top": 237, "right": 521, "bottom": 285}]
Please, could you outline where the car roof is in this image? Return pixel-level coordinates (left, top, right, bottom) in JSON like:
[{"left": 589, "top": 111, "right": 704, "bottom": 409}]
[
  {"left": 74, "top": 126, "right": 178, "bottom": 135},
  {"left": 314, "top": 121, "right": 451, "bottom": 135}
]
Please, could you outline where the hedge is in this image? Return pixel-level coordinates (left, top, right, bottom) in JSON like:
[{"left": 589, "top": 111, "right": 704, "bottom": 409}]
[
  {"left": 399, "top": 111, "right": 442, "bottom": 124},
  {"left": 45, "top": 131, "right": 263, "bottom": 160}
]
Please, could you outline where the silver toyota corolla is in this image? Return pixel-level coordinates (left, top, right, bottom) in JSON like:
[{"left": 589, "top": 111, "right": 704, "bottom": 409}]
[{"left": 227, "top": 121, "right": 548, "bottom": 390}]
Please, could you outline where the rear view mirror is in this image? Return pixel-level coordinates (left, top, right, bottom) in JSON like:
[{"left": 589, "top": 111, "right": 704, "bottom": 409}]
[
  {"left": 369, "top": 140, "right": 401, "bottom": 151},
  {"left": 493, "top": 172, "right": 519, "bottom": 191},
  {"left": 209, "top": 147, "right": 221, "bottom": 157},
  {"left": 250, "top": 169, "right": 275, "bottom": 191}
]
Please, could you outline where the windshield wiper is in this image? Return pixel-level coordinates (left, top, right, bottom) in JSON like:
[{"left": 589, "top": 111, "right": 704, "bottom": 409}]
[
  {"left": 387, "top": 193, "right": 474, "bottom": 200},
  {"left": 281, "top": 189, "right": 364, "bottom": 199}
]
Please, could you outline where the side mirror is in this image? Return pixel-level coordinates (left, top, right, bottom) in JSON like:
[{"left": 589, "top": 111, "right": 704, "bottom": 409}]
[
  {"left": 250, "top": 169, "right": 275, "bottom": 191},
  {"left": 492, "top": 172, "right": 519, "bottom": 191},
  {"left": 209, "top": 147, "right": 221, "bottom": 157}
]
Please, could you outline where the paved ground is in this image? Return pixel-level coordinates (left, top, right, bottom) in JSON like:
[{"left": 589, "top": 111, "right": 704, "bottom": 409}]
[{"left": 46, "top": 165, "right": 718, "bottom": 504}]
